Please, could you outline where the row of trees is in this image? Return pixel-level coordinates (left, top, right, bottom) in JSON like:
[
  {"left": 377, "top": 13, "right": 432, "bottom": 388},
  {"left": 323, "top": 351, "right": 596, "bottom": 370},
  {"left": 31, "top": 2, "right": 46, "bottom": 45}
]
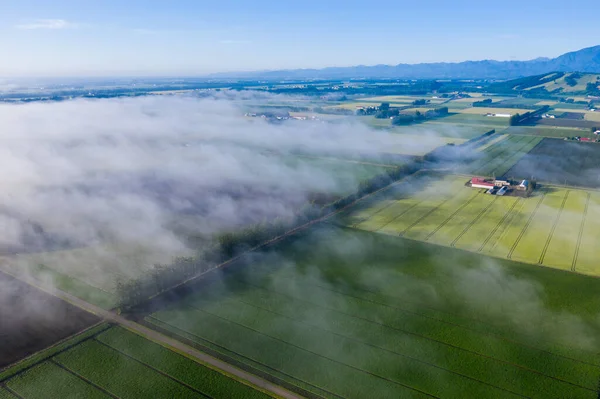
[
  {"left": 509, "top": 105, "right": 550, "bottom": 126},
  {"left": 472, "top": 98, "right": 493, "bottom": 107},
  {"left": 114, "top": 162, "right": 421, "bottom": 310},
  {"left": 391, "top": 107, "right": 449, "bottom": 126}
]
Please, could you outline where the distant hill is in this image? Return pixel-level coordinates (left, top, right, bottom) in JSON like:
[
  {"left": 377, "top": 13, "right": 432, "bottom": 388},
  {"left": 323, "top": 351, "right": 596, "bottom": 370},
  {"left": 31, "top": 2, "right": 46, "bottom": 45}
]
[
  {"left": 212, "top": 45, "right": 600, "bottom": 80},
  {"left": 488, "top": 72, "right": 600, "bottom": 94}
]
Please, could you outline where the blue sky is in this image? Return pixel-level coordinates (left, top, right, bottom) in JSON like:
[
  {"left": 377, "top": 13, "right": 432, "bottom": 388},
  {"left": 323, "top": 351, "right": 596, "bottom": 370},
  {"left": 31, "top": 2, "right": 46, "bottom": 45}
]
[{"left": 0, "top": 0, "right": 598, "bottom": 76}]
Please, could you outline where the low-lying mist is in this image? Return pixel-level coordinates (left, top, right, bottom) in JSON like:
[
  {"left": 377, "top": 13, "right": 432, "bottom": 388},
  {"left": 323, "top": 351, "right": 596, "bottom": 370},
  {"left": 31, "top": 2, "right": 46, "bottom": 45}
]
[{"left": 0, "top": 93, "right": 449, "bottom": 293}]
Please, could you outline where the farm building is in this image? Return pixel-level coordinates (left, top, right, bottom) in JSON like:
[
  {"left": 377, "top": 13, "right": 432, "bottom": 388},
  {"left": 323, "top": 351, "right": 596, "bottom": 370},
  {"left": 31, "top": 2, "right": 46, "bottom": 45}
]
[
  {"left": 517, "top": 180, "right": 529, "bottom": 190},
  {"left": 471, "top": 177, "right": 495, "bottom": 189},
  {"left": 494, "top": 180, "right": 511, "bottom": 187},
  {"left": 485, "top": 113, "right": 511, "bottom": 118}
]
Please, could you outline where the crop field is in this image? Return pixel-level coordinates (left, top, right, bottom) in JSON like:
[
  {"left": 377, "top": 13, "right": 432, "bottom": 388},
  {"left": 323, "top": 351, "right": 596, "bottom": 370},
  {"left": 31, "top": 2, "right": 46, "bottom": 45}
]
[
  {"left": 503, "top": 125, "right": 592, "bottom": 138},
  {"left": 453, "top": 107, "right": 530, "bottom": 115},
  {"left": 505, "top": 138, "right": 600, "bottom": 187},
  {"left": 385, "top": 134, "right": 465, "bottom": 156},
  {"left": 0, "top": 271, "right": 99, "bottom": 369},
  {"left": 143, "top": 225, "right": 600, "bottom": 399},
  {"left": 460, "top": 134, "right": 542, "bottom": 177},
  {"left": 337, "top": 174, "right": 600, "bottom": 277},
  {"left": 440, "top": 113, "right": 511, "bottom": 126},
  {"left": 326, "top": 102, "right": 407, "bottom": 110},
  {"left": 0, "top": 244, "right": 188, "bottom": 310},
  {"left": 0, "top": 324, "right": 270, "bottom": 399},
  {"left": 283, "top": 155, "right": 394, "bottom": 190},
  {"left": 359, "top": 95, "right": 447, "bottom": 104}
]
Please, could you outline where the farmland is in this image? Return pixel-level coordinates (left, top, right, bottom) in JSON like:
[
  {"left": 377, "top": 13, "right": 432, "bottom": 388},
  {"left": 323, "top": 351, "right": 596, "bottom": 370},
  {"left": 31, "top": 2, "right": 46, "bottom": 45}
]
[
  {"left": 505, "top": 138, "right": 600, "bottom": 187},
  {"left": 504, "top": 125, "right": 592, "bottom": 139},
  {"left": 0, "top": 324, "right": 271, "bottom": 399},
  {"left": 0, "top": 271, "right": 99, "bottom": 369},
  {"left": 141, "top": 225, "right": 600, "bottom": 399},
  {"left": 336, "top": 173, "right": 600, "bottom": 277},
  {"left": 460, "top": 134, "right": 542, "bottom": 177},
  {"left": 452, "top": 107, "right": 530, "bottom": 115}
]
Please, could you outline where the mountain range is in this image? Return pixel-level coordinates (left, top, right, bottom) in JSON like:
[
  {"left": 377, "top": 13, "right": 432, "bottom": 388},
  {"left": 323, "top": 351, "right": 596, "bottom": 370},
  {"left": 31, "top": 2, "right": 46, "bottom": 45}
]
[{"left": 212, "top": 45, "right": 600, "bottom": 80}]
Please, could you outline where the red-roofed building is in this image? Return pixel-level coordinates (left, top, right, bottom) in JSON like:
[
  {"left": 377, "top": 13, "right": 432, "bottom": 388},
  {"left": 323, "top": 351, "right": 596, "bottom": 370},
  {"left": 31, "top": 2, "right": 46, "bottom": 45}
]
[{"left": 471, "top": 177, "right": 495, "bottom": 189}]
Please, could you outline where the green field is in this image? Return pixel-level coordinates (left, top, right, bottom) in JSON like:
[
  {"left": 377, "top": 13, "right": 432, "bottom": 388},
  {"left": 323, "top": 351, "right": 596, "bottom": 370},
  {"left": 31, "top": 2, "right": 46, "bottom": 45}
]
[
  {"left": 0, "top": 244, "right": 187, "bottom": 310},
  {"left": 440, "top": 113, "right": 512, "bottom": 127},
  {"left": 461, "top": 134, "right": 543, "bottom": 177},
  {"left": 504, "top": 126, "right": 592, "bottom": 139},
  {"left": 337, "top": 174, "right": 600, "bottom": 276},
  {"left": 145, "top": 225, "right": 600, "bottom": 399},
  {"left": 0, "top": 324, "right": 270, "bottom": 399}
]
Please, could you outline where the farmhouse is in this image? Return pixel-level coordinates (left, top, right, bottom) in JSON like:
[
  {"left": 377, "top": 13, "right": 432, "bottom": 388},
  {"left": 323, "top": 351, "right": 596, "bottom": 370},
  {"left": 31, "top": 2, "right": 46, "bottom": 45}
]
[{"left": 471, "top": 177, "right": 495, "bottom": 189}]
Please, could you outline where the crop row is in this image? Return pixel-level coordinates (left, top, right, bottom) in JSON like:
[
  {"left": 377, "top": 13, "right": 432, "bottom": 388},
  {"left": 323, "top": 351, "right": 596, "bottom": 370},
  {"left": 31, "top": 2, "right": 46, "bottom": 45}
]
[
  {"left": 227, "top": 275, "right": 600, "bottom": 390},
  {"left": 151, "top": 270, "right": 599, "bottom": 399},
  {"left": 223, "top": 247, "right": 600, "bottom": 367},
  {"left": 2, "top": 326, "right": 269, "bottom": 399}
]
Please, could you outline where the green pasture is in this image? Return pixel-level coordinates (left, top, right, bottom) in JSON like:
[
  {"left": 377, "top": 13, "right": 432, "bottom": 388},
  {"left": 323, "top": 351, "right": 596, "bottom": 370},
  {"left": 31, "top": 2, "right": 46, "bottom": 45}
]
[
  {"left": 1, "top": 325, "right": 269, "bottom": 399},
  {"left": 338, "top": 174, "right": 600, "bottom": 277},
  {"left": 147, "top": 225, "right": 600, "bottom": 399}
]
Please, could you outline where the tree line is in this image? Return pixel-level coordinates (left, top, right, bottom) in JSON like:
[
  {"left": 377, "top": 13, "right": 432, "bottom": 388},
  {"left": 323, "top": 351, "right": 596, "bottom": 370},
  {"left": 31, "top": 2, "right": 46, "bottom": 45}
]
[
  {"left": 391, "top": 107, "right": 449, "bottom": 126},
  {"left": 509, "top": 105, "right": 550, "bottom": 126},
  {"left": 115, "top": 161, "right": 422, "bottom": 310}
]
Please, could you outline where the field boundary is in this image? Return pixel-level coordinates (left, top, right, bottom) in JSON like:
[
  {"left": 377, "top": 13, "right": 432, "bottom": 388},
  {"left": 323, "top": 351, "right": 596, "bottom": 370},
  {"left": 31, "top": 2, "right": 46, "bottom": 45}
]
[
  {"left": 572, "top": 193, "right": 591, "bottom": 272},
  {"left": 0, "top": 322, "right": 112, "bottom": 382},
  {"left": 1, "top": 385, "right": 23, "bottom": 399},
  {"left": 180, "top": 305, "right": 441, "bottom": 398},
  {"left": 92, "top": 338, "right": 213, "bottom": 398},
  {"left": 396, "top": 187, "right": 465, "bottom": 237},
  {"left": 507, "top": 193, "right": 546, "bottom": 259},
  {"left": 423, "top": 191, "right": 480, "bottom": 241},
  {"left": 539, "top": 190, "right": 570, "bottom": 264},
  {"left": 217, "top": 285, "right": 596, "bottom": 393},
  {"left": 145, "top": 315, "right": 341, "bottom": 399},
  {"left": 186, "top": 300, "right": 531, "bottom": 398},
  {"left": 49, "top": 358, "right": 121, "bottom": 399},
  {"left": 451, "top": 196, "right": 498, "bottom": 247},
  {"left": 477, "top": 198, "right": 522, "bottom": 252}
]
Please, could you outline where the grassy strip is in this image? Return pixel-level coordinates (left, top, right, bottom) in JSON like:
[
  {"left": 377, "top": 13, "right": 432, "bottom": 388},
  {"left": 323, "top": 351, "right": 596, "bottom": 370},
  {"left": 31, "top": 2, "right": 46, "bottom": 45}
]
[
  {"left": 0, "top": 322, "right": 112, "bottom": 382},
  {"left": 5, "top": 361, "right": 111, "bottom": 399},
  {"left": 95, "top": 326, "right": 272, "bottom": 399},
  {"left": 54, "top": 340, "right": 204, "bottom": 398}
]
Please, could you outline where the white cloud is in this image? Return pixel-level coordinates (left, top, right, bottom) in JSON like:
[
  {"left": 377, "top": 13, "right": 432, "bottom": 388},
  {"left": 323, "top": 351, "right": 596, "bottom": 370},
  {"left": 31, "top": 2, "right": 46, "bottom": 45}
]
[{"left": 16, "top": 19, "right": 77, "bottom": 30}]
